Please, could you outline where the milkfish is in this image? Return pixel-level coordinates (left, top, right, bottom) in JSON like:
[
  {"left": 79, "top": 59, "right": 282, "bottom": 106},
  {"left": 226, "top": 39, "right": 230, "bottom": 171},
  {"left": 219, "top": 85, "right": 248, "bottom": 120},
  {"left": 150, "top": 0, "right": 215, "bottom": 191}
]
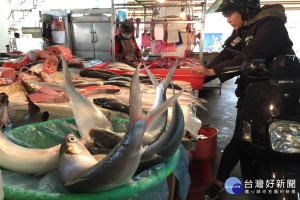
[
  {"left": 29, "top": 56, "right": 113, "bottom": 140},
  {"left": 89, "top": 61, "right": 178, "bottom": 147},
  {"left": 93, "top": 97, "right": 149, "bottom": 114},
  {"left": 0, "top": 130, "right": 60, "bottom": 175},
  {"left": 136, "top": 93, "right": 185, "bottom": 174},
  {"left": 142, "top": 60, "right": 178, "bottom": 145},
  {"left": 12, "top": 94, "right": 49, "bottom": 129},
  {"left": 103, "top": 80, "right": 131, "bottom": 88},
  {"left": 0, "top": 93, "right": 10, "bottom": 130},
  {"left": 79, "top": 69, "right": 120, "bottom": 80},
  {"left": 57, "top": 65, "right": 184, "bottom": 193}
]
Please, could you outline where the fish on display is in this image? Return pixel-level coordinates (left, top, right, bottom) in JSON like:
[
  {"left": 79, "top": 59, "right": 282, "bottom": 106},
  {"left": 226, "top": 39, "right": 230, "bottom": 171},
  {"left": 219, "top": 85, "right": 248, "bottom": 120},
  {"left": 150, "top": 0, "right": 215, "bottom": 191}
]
[
  {"left": 0, "top": 93, "right": 10, "bottom": 130},
  {"left": 0, "top": 130, "right": 60, "bottom": 175},
  {"left": 136, "top": 93, "right": 185, "bottom": 174},
  {"left": 80, "top": 69, "right": 120, "bottom": 80},
  {"left": 73, "top": 81, "right": 102, "bottom": 88},
  {"left": 142, "top": 60, "right": 178, "bottom": 145},
  {"left": 89, "top": 61, "right": 178, "bottom": 148},
  {"left": 107, "top": 76, "right": 132, "bottom": 82},
  {"left": 21, "top": 80, "right": 70, "bottom": 103},
  {"left": 93, "top": 97, "right": 150, "bottom": 114},
  {"left": 103, "top": 80, "right": 131, "bottom": 88},
  {"left": 12, "top": 94, "right": 49, "bottom": 129},
  {"left": 57, "top": 64, "right": 184, "bottom": 192},
  {"left": 78, "top": 85, "right": 121, "bottom": 97},
  {"left": 29, "top": 55, "right": 113, "bottom": 141},
  {"left": 103, "top": 62, "right": 136, "bottom": 71}
]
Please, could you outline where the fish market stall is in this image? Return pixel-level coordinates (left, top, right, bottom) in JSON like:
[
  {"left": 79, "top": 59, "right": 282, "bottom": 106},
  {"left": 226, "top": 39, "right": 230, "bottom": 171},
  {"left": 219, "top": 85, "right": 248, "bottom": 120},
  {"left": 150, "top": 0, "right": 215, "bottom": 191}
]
[{"left": 1, "top": 67, "right": 202, "bottom": 150}]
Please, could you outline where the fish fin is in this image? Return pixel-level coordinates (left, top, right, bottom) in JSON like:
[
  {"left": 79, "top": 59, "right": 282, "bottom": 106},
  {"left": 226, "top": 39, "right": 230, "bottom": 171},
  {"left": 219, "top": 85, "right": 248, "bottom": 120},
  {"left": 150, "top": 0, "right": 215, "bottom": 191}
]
[
  {"left": 128, "top": 64, "right": 144, "bottom": 129},
  {"left": 144, "top": 85, "right": 185, "bottom": 128},
  {"left": 29, "top": 80, "right": 65, "bottom": 92},
  {"left": 161, "top": 59, "right": 178, "bottom": 89},
  {"left": 24, "top": 93, "right": 41, "bottom": 113},
  {"left": 143, "top": 64, "right": 160, "bottom": 88},
  {"left": 189, "top": 95, "right": 208, "bottom": 111},
  {"left": 61, "top": 55, "right": 73, "bottom": 86},
  {"left": 41, "top": 111, "right": 49, "bottom": 121}
]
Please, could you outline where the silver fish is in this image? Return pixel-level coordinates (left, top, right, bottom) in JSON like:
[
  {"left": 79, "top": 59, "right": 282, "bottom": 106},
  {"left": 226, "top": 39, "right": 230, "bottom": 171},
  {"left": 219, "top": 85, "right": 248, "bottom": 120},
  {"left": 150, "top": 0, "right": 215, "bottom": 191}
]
[
  {"left": 12, "top": 94, "right": 49, "bottom": 129},
  {"left": 0, "top": 130, "right": 60, "bottom": 175},
  {"left": 137, "top": 97, "right": 185, "bottom": 174},
  {"left": 88, "top": 61, "right": 178, "bottom": 148},
  {"left": 57, "top": 65, "right": 184, "bottom": 192},
  {"left": 30, "top": 55, "right": 113, "bottom": 140},
  {"left": 142, "top": 60, "right": 178, "bottom": 145}
]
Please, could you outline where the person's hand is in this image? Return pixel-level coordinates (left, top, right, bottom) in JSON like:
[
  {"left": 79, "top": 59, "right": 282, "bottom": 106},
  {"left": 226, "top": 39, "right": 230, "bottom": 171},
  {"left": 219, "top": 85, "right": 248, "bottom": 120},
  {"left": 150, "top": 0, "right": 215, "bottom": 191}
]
[
  {"left": 125, "top": 56, "right": 134, "bottom": 62},
  {"left": 192, "top": 65, "right": 216, "bottom": 76}
]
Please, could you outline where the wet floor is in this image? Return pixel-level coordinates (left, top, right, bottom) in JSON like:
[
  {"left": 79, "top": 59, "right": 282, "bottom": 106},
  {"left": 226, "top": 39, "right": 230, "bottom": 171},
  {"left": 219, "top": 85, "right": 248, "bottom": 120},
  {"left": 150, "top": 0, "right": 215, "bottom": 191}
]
[{"left": 197, "top": 77, "right": 248, "bottom": 200}]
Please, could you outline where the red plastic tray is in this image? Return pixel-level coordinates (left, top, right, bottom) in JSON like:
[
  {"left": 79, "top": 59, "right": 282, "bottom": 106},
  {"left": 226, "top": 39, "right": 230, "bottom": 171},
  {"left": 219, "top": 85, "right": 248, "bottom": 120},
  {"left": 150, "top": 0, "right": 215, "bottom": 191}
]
[{"left": 143, "top": 69, "right": 205, "bottom": 90}]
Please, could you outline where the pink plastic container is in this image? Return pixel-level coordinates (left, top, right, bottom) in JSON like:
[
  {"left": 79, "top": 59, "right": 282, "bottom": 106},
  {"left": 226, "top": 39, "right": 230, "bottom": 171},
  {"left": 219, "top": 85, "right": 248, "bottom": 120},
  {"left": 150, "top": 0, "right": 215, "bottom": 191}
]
[{"left": 191, "top": 127, "right": 218, "bottom": 161}]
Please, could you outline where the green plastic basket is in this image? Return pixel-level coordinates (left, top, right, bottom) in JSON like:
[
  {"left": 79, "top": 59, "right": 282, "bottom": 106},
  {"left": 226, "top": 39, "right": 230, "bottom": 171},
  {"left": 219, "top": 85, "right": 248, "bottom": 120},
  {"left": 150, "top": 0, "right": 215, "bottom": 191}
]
[{"left": 2, "top": 117, "right": 180, "bottom": 200}]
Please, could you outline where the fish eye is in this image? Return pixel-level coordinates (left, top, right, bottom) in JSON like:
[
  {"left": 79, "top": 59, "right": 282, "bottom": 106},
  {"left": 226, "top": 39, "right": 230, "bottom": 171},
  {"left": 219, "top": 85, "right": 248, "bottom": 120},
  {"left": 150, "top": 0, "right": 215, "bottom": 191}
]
[{"left": 68, "top": 136, "right": 76, "bottom": 142}]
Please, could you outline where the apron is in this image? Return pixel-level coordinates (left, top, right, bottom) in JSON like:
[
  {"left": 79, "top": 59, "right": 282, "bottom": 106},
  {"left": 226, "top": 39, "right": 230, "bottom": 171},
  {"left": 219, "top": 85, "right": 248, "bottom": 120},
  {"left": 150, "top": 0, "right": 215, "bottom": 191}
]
[{"left": 121, "top": 38, "right": 135, "bottom": 59}]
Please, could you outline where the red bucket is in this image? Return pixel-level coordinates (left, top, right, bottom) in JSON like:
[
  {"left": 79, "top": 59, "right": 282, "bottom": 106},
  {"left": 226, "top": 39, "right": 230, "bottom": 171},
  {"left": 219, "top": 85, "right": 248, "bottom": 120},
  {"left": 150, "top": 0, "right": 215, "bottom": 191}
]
[{"left": 191, "top": 127, "right": 218, "bottom": 161}]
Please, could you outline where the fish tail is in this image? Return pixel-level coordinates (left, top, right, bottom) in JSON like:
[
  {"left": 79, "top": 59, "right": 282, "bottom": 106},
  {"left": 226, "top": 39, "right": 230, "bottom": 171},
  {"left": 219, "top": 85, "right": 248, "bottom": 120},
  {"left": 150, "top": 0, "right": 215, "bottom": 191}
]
[
  {"left": 144, "top": 85, "right": 185, "bottom": 128},
  {"left": 161, "top": 58, "right": 178, "bottom": 89},
  {"left": 189, "top": 95, "right": 208, "bottom": 111},
  {"left": 24, "top": 93, "right": 41, "bottom": 113},
  {"left": 128, "top": 64, "right": 144, "bottom": 128},
  {"left": 61, "top": 55, "right": 73, "bottom": 86},
  {"left": 143, "top": 64, "right": 160, "bottom": 88}
]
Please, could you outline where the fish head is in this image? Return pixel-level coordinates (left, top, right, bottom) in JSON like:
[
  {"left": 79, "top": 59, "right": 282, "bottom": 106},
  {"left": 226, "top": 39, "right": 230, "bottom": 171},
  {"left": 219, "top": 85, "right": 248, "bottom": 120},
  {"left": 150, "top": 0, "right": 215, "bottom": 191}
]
[
  {"left": 61, "top": 134, "right": 87, "bottom": 155},
  {"left": 21, "top": 80, "right": 41, "bottom": 94}
]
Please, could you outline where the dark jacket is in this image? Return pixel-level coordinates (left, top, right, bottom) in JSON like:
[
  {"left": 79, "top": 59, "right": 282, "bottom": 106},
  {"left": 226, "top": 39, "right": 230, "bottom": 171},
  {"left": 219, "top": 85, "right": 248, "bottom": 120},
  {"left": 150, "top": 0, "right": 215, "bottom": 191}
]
[{"left": 207, "top": 4, "right": 294, "bottom": 83}]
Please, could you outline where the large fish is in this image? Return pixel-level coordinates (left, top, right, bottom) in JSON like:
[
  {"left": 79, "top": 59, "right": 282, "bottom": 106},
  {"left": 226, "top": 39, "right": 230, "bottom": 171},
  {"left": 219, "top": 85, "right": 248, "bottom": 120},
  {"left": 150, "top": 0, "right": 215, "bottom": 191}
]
[
  {"left": 0, "top": 130, "right": 60, "bottom": 175},
  {"left": 142, "top": 60, "right": 178, "bottom": 144},
  {"left": 89, "top": 61, "right": 178, "bottom": 147},
  {"left": 29, "top": 56, "right": 113, "bottom": 140},
  {"left": 0, "top": 93, "right": 10, "bottom": 130},
  {"left": 12, "top": 94, "right": 49, "bottom": 129},
  {"left": 57, "top": 65, "right": 184, "bottom": 192},
  {"left": 137, "top": 97, "right": 185, "bottom": 174}
]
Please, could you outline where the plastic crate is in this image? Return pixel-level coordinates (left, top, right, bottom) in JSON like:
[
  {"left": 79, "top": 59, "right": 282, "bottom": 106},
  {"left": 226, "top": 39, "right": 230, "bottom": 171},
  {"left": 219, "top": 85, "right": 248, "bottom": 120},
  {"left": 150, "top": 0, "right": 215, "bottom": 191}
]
[{"left": 144, "top": 68, "right": 205, "bottom": 90}]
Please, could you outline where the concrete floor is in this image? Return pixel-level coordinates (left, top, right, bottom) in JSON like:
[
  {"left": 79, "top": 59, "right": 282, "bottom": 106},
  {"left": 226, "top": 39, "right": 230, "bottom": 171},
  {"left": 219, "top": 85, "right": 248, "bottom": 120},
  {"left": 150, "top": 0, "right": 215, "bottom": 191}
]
[{"left": 197, "top": 77, "right": 248, "bottom": 200}]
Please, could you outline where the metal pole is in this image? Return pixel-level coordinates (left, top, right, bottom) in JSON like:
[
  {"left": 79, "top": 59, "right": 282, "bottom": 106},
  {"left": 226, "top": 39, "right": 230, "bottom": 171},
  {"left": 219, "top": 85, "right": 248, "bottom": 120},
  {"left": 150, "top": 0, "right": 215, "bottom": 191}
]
[
  {"left": 199, "top": 0, "right": 206, "bottom": 66},
  {"left": 111, "top": 0, "right": 115, "bottom": 62}
]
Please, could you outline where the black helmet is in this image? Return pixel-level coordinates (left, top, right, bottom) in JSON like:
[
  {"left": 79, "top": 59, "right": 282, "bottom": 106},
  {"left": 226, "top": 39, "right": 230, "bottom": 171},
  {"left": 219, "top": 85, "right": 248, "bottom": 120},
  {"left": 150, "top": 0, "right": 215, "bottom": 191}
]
[{"left": 215, "top": 0, "right": 260, "bottom": 13}]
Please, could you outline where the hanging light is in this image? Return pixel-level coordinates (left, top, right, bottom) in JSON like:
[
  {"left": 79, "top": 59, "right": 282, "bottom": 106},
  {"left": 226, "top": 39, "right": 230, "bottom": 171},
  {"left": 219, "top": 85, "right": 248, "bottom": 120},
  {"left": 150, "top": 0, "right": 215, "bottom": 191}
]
[
  {"left": 180, "top": 2, "right": 186, "bottom": 19},
  {"left": 157, "top": 0, "right": 165, "bottom": 3}
]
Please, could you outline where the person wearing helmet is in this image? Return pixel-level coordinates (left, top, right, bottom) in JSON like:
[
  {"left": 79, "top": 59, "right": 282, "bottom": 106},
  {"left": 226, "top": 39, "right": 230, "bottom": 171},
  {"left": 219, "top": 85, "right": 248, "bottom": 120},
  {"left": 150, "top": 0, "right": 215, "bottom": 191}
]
[
  {"left": 110, "top": 22, "right": 144, "bottom": 62},
  {"left": 192, "top": 0, "right": 295, "bottom": 199}
]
